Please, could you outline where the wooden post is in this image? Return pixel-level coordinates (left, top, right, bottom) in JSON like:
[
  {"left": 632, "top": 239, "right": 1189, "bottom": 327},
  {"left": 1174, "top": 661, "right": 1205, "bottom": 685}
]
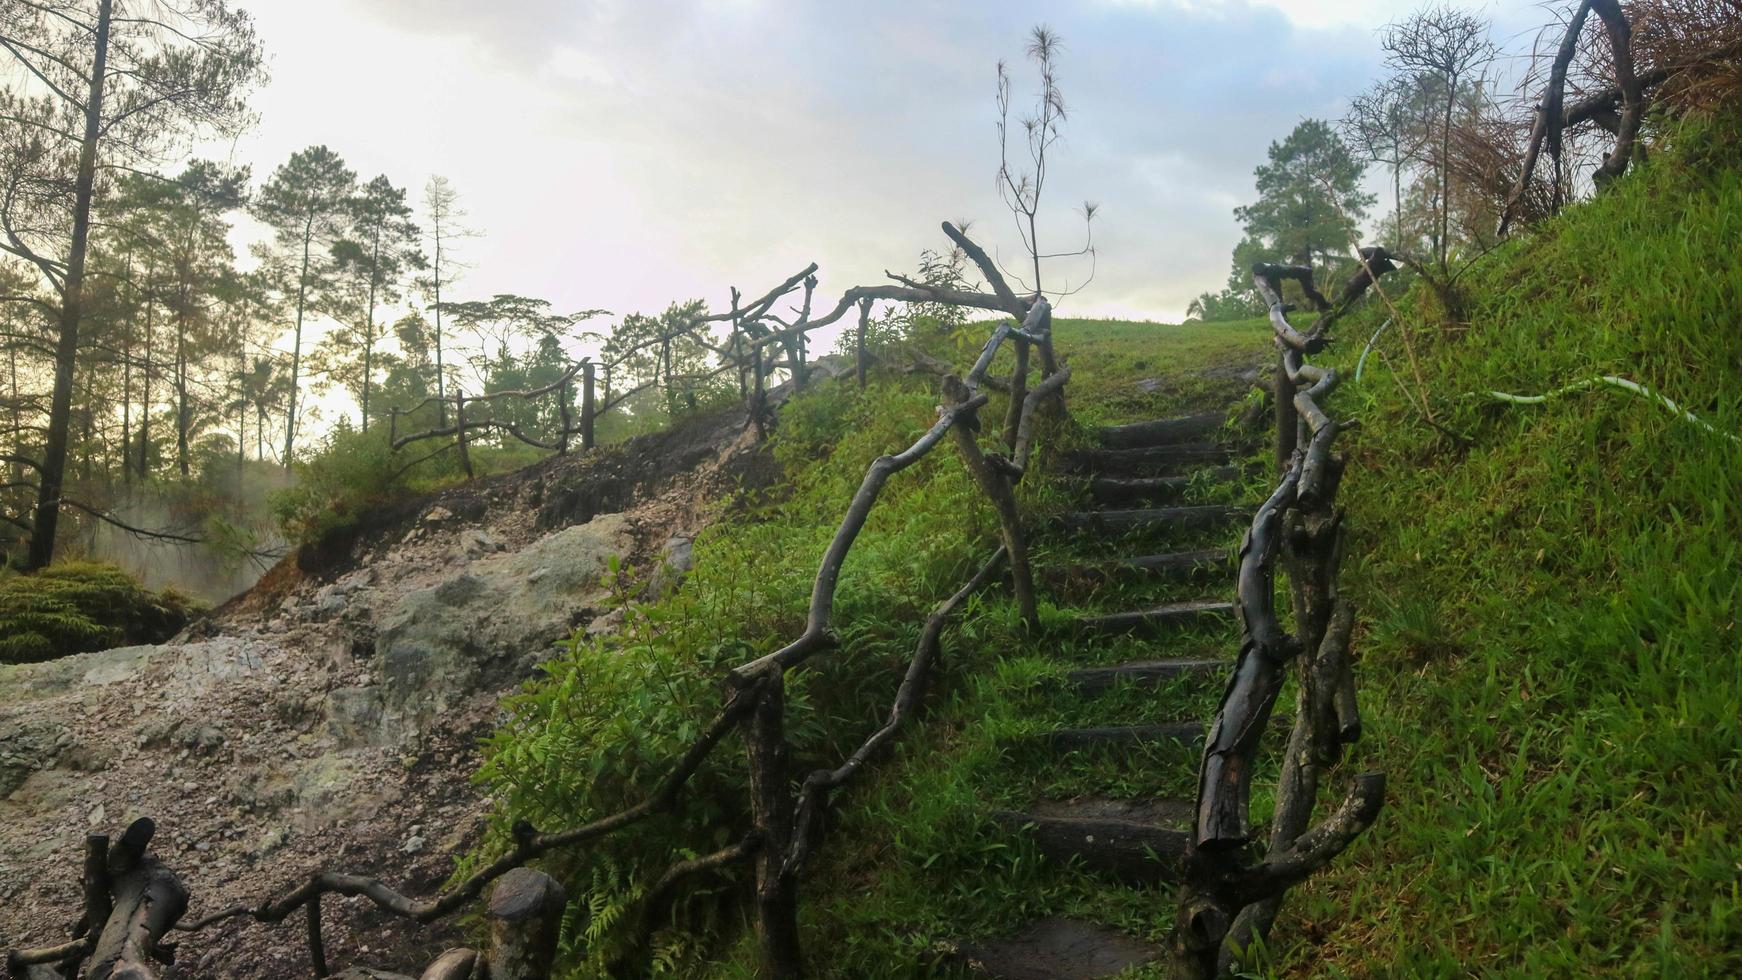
[
  {"left": 87, "top": 819, "right": 188, "bottom": 980},
  {"left": 1273, "top": 356, "right": 1297, "bottom": 476},
  {"left": 855, "top": 297, "right": 871, "bottom": 390},
  {"left": 455, "top": 392, "right": 473, "bottom": 480},
  {"left": 943, "top": 376, "right": 1038, "bottom": 629},
  {"left": 581, "top": 361, "right": 596, "bottom": 451},
  {"left": 747, "top": 675, "right": 802, "bottom": 978},
  {"left": 558, "top": 375, "right": 572, "bottom": 455},
  {"left": 485, "top": 868, "right": 567, "bottom": 980},
  {"left": 1001, "top": 337, "right": 1030, "bottom": 452},
  {"left": 307, "top": 894, "right": 329, "bottom": 977}
]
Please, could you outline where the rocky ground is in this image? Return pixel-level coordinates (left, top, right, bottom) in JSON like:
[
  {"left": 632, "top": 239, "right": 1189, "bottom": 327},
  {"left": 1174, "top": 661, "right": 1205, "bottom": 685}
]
[{"left": 0, "top": 387, "right": 792, "bottom": 979}]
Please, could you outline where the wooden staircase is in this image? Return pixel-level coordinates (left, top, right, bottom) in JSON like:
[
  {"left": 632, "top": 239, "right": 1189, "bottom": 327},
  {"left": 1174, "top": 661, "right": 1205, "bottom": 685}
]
[{"left": 955, "top": 406, "right": 1251, "bottom": 978}]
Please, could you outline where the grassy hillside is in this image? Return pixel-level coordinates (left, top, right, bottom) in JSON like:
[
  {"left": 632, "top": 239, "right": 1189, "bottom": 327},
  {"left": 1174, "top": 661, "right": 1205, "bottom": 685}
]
[
  {"left": 471, "top": 314, "right": 1274, "bottom": 977},
  {"left": 1279, "top": 114, "right": 1742, "bottom": 976},
  {"left": 476, "top": 114, "right": 1739, "bottom": 979}
]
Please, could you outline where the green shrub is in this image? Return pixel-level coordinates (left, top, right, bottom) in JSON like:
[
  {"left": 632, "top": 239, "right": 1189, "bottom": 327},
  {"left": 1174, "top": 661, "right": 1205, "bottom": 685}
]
[
  {"left": 271, "top": 421, "right": 409, "bottom": 544},
  {"left": 472, "top": 371, "right": 1009, "bottom": 973},
  {"left": 0, "top": 561, "right": 199, "bottom": 663}
]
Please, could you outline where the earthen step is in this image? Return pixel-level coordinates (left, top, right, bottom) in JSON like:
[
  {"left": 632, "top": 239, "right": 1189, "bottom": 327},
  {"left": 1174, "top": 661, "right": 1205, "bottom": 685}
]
[
  {"left": 1032, "top": 796, "right": 1196, "bottom": 825},
  {"left": 1056, "top": 505, "right": 1247, "bottom": 536},
  {"left": 1064, "top": 443, "right": 1230, "bottom": 476},
  {"left": 1078, "top": 599, "right": 1235, "bottom": 636},
  {"left": 1088, "top": 466, "right": 1242, "bottom": 505},
  {"left": 954, "top": 916, "right": 1165, "bottom": 980},
  {"left": 1050, "top": 548, "right": 1231, "bottom": 587},
  {"left": 1067, "top": 657, "right": 1226, "bottom": 694},
  {"left": 990, "top": 806, "right": 1190, "bottom": 881},
  {"left": 1096, "top": 412, "right": 1223, "bottom": 449},
  {"left": 1038, "top": 722, "right": 1203, "bottom": 750}
]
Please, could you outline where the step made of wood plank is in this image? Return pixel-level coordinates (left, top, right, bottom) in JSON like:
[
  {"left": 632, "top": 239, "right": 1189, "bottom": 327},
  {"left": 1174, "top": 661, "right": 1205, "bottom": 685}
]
[
  {"left": 1039, "top": 722, "right": 1204, "bottom": 750},
  {"left": 1066, "top": 443, "right": 1230, "bottom": 476},
  {"left": 1030, "top": 797, "right": 1196, "bottom": 825},
  {"left": 1050, "top": 548, "right": 1231, "bottom": 586},
  {"left": 1078, "top": 599, "right": 1235, "bottom": 635},
  {"left": 1057, "top": 505, "right": 1246, "bottom": 536},
  {"left": 990, "top": 810, "right": 1189, "bottom": 881},
  {"left": 1096, "top": 412, "right": 1223, "bottom": 449},
  {"left": 1067, "top": 658, "right": 1226, "bottom": 694},
  {"left": 955, "top": 916, "right": 1165, "bottom": 980},
  {"left": 1088, "top": 466, "right": 1242, "bottom": 504}
]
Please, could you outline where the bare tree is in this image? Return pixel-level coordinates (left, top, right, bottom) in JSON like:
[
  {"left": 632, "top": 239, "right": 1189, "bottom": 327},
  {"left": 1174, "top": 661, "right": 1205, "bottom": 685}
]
[
  {"left": 1341, "top": 76, "right": 1429, "bottom": 249},
  {"left": 1382, "top": 5, "right": 1497, "bottom": 276},
  {"left": 994, "top": 25, "right": 1096, "bottom": 301},
  {"left": 0, "top": 0, "right": 264, "bottom": 569},
  {"left": 420, "top": 174, "right": 475, "bottom": 427}
]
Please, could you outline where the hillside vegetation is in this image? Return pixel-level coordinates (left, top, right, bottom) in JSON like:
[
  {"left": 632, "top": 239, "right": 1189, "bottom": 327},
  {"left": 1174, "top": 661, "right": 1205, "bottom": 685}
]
[
  {"left": 0, "top": 561, "right": 199, "bottom": 663},
  {"left": 470, "top": 115, "right": 1739, "bottom": 978},
  {"left": 1284, "top": 113, "right": 1742, "bottom": 976}
]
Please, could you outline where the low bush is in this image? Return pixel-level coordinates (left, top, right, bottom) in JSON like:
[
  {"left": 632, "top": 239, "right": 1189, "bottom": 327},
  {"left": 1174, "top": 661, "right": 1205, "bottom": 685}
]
[{"left": 0, "top": 560, "right": 200, "bottom": 663}]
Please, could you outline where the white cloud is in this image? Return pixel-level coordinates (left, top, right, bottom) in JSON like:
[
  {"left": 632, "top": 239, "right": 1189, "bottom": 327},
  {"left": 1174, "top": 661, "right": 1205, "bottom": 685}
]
[
  {"left": 1096, "top": 0, "right": 1401, "bottom": 31},
  {"left": 211, "top": 0, "right": 1541, "bottom": 352}
]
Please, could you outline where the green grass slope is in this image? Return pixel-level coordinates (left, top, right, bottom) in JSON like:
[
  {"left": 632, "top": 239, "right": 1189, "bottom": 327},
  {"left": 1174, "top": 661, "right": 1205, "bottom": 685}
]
[
  {"left": 1281, "top": 116, "right": 1742, "bottom": 977},
  {"left": 477, "top": 115, "right": 1738, "bottom": 979}
]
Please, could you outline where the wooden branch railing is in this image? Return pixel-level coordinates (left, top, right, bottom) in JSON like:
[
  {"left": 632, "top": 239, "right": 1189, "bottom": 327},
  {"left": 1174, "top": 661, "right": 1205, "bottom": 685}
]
[
  {"left": 7, "top": 225, "right": 1073, "bottom": 980},
  {"left": 1170, "top": 255, "right": 1395, "bottom": 979}
]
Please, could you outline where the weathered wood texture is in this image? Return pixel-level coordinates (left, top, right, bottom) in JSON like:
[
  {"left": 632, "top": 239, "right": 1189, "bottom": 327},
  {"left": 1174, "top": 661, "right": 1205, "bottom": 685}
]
[{"left": 1169, "top": 259, "right": 1392, "bottom": 979}]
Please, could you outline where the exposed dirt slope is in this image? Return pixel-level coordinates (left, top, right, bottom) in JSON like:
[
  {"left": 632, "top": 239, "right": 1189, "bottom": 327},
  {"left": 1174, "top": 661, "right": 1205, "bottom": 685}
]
[{"left": 0, "top": 391, "right": 787, "bottom": 979}]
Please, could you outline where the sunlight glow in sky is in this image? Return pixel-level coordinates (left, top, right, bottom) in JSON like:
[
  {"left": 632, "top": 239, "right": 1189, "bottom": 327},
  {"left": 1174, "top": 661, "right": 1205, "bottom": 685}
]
[{"left": 205, "top": 0, "right": 1543, "bottom": 363}]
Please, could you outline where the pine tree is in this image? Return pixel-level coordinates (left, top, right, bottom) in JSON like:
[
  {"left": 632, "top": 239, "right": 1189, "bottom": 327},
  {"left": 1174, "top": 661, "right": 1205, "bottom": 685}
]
[{"left": 253, "top": 146, "right": 356, "bottom": 469}]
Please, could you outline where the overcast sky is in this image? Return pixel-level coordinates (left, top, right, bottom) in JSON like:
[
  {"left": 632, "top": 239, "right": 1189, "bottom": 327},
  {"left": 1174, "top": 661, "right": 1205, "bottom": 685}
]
[{"left": 209, "top": 0, "right": 1548, "bottom": 340}]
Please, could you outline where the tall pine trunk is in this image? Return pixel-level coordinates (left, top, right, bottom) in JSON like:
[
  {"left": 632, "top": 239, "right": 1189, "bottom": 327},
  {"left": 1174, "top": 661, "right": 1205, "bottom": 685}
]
[
  {"left": 283, "top": 222, "right": 311, "bottom": 471},
  {"left": 120, "top": 254, "right": 132, "bottom": 486},
  {"left": 360, "top": 228, "right": 380, "bottom": 432},
  {"left": 139, "top": 285, "right": 153, "bottom": 480},
  {"left": 26, "top": 0, "right": 113, "bottom": 570},
  {"left": 175, "top": 297, "right": 190, "bottom": 478},
  {"left": 433, "top": 229, "right": 446, "bottom": 427}
]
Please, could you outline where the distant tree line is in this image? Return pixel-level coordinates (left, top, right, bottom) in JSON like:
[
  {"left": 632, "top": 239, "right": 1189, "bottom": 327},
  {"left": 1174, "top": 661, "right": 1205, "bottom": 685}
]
[
  {"left": 1186, "top": 0, "right": 1732, "bottom": 322},
  {"left": 0, "top": 2, "right": 631, "bottom": 570}
]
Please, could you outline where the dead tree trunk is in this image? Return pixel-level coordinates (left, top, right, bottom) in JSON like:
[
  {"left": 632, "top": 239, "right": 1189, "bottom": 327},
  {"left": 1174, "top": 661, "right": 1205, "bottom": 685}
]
[
  {"left": 855, "top": 297, "right": 871, "bottom": 390},
  {"left": 581, "top": 361, "right": 596, "bottom": 452},
  {"left": 455, "top": 393, "right": 473, "bottom": 479},
  {"left": 746, "top": 676, "right": 802, "bottom": 978},
  {"left": 1001, "top": 337, "right": 1031, "bottom": 452},
  {"left": 942, "top": 375, "right": 1038, "bottom": 629}
]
